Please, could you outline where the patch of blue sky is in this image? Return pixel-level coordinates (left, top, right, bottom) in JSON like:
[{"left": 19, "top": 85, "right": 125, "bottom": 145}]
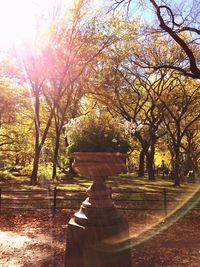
[{"left": 91, "top": 0, "right": 155, "bottom": 23}]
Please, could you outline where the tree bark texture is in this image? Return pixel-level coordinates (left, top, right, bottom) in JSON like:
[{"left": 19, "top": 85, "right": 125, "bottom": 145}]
[{"left": 138, "top": 149, "right": 145, "bottom": 177}]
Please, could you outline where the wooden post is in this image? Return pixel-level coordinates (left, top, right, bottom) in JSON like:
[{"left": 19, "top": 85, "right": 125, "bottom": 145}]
[
  {"left": 163, "top": 188, "right": 167, "bottom": 216},
  {"left": 53, "top": 187, "right": 57, "bottom": 216}
]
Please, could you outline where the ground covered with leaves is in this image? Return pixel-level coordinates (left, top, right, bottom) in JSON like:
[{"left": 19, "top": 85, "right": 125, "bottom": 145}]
[
  {"left": 0, "top": 211, "right": 69, "bottom": 267},
  {"left": 132, "top": 210, "right": 200, "bottom": 267},
  {"left": 0, "top": 207, "right": 200, "bottom": 267}
]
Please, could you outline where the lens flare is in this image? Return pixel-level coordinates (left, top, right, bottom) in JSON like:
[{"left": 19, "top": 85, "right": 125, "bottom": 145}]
[{"left": 99, "top": 184, "right": 200, "bottom": 253}]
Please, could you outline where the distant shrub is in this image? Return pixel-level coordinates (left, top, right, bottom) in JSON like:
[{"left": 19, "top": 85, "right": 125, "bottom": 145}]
[
  {"left": 0, "top": 170, "right": 15, "bottom": 181},
  {"left": 37, "top": 163, "right": 53, "bottom": 183},
  {"left": 21, "top": 163, "right": 53, "bottom": 182},
  {"left": 20, "top": 165, "right": 33, "bottom": 176}
]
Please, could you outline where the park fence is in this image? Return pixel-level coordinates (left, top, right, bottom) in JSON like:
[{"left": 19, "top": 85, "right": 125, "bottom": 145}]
[{"left": 0, "top": 187, "right": 199, "bottom": 216}]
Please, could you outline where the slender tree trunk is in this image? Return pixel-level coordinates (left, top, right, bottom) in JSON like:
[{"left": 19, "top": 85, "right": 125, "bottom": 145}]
[
  {"left": 173, "top": 127, "right": 181, "bottom": 186},
  {"left": 52, "top": 130, "right": 61, "bottom": 180},
  {"left": 170, "top": 151, "right": 175, "bottom": 173},
  {"left": 31, "top": 146, "right": 40, "bottom": 185},
  {"left": 31, "top": 94, "right": 40, "bottom": 185},
  {"left": 31, "top": 98, "right": 54, "bottom": 184},
  {"left": 15, "top": 157, "right": 20, "bottom": 165},
  {"left": 174, "top": 147, "right": 180, "bottom": 186},
  {"left": 138, "top": 149, "right": 145, "bottom": 177},
  {"left": 146, "top": 152, "right": 155, "bottom": 181}
]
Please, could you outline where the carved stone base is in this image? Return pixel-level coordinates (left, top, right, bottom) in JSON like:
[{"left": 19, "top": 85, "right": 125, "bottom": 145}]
[{"left": 65, "top": 214, "right": 132, "bottom": 267}]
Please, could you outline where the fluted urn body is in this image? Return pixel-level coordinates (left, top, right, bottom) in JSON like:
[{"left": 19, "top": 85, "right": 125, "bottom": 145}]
[{"left": 71, "top": 152, "right": 127, "bottom": 177}]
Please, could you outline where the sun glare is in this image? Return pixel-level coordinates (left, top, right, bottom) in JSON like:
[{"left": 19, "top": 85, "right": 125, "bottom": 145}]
[
  {"left": 0, "top": 0, "right": 36, "bottom": 45},
  {"left": 0, "top": 0, "right": 66, "bottom": 46}
]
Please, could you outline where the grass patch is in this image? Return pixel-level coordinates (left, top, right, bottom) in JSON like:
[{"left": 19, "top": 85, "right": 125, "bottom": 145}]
[{"left": 0, "top": 171, "right": 199, "bottom": 198}]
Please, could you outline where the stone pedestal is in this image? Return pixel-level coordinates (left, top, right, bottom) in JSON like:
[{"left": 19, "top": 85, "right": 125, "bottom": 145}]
[
  {"left": 64, "top": 152, "right": 132, "bottom": 267},
  {"left": 65, "top": 217, "right": 132, "bottom": 267}
]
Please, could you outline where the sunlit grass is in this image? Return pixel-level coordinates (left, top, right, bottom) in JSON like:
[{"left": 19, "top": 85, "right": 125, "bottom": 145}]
[{"left": 0, "top": 171, "right": 198, "bottom": 197}]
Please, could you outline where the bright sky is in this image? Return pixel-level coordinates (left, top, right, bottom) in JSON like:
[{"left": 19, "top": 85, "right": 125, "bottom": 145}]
[
  {"left": 0, "top": 0, "right": 107, "bottom": 47},
  {"left": 0, "top": 0, "right": 72, "bottom": 46},
  {"left": 0, "top": 0, "right": 162, "bottom": 47},
  {"left": 0, "top": 0, "right": 33, "bottom": 45},
  {"left": 0, "top": 0, "right": 195, "bottom": 47}
]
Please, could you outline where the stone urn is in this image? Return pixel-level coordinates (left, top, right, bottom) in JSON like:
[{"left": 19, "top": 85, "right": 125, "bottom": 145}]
[
  {"left": 71, "top": 152, "right": 127, "bottom": 177},
  {"left": 71, "top": 152, "right": 127, "bottom": 213},
  {"left": 65, "top": 152, "right": 132, "bottom": 267}
]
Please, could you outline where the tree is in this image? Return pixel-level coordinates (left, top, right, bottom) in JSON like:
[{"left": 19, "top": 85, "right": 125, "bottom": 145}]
[
  {"left": 0, "top": 80, "right": 34, "bottom": 168},
  {"left": 19, "top": 44, "right": 50, "bottom": 184},
  {"left": 181, "top": 126, "right": 200, "bottom": 174},
  {"left": 42, "top": 3, "right": 114, "bottom": 180},
  {"left": 0, "top": 80, "right": 20, "bottom": 165},
  {"left": 112, "top": 0, "right": 200, "bottom": 79},
  {"left": 51, "top": 82, "right": 83, "bottom": 180},
  {"left": 0, "top": 80, "right": 18, "bottom": 129},
  {"left": 90, "top": 69, "right": 166, "bottom": 181},
  {"left": 15, "top": 1, "right": 113, "bottom": 184},
  {"left": 87, "top": 17, "right": 171, "bottom": 180},
  {"left": 157, "top": 76, "right": 200, "bottom": 186}
]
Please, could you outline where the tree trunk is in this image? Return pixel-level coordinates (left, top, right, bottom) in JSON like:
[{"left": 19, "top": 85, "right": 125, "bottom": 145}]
[
  {"left": 31, "top": 93, "right": 40, "bottom": 185},
  {"left": 52, "top": 130, "right": 61, "bottom": 180},
  {"left": 31, "top": 147, "right": 40, "bottom": 185},
  {"left": 174, "top": 147, "right": 180, "bottom": 186},
  {"left": 15, "top": 157, "right": 20, "bottom": 165},
  {"left": 173, "top": 127, "right": 181, "bottom": 186},
  {"left": 138, "top": 150, "right": 145, "bottom": 177},
  {"left": 146, "top": 152, "right": 155, "bottom": 181},
  {"left": 170, "top": 152, "right": 175, "bottom": 173},
  {"left": 31, "top": 104, "right": 54, "bottom": 184}
]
